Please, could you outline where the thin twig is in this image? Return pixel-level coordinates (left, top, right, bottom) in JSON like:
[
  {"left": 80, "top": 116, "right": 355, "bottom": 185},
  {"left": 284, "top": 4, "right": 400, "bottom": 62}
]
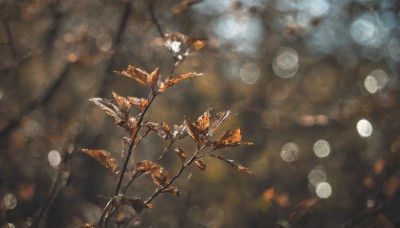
[
  {"left": 145, "top": 145, "right": 206, "bottom": 204},
  {"left": 157, "top": 138, "right": 176, "bottom": 162}
]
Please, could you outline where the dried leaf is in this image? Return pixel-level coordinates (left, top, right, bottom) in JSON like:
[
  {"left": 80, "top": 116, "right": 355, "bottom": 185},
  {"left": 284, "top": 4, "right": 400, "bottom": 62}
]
[
  {"left": 209, "top": 110, "right": 232, "bottom": 135},
  {"left": 191, "top": 40, "right": 207, "bottom": 50},
  {"left": 162, "top": 186, "right": 181, "bottom": 197},
  {"left": 90, "top": 98, "right": 124, "bottom": 124},
  {"left": 112, "top": 92, "right": 130, "bottom": 111},
  {"left": 115, "top": 65, "right": 149, "bottom": 85},
  {"left": 158, "top": 72, "right": 203, "bottom": 93},
  {"left": 194, "top": 160, "right": 206, "bottom": 171},
  {"left": 213, "top": 128, "right": 253, "bottom": 150},
  {"left": 175, "top": 148, "right": 187, "bottom": 163},
  {"left": 184, "top": 116, "right": 200, "bottom": 144},
  {"left": 124, "top": 198, "right": 153, "bottom": 213},
  {"left": 194, "top": 108, "right": 211, "bottom": 133},
  {"left": 135, "top": 160, "right": 155, "bottom": 173},
  {"left": 150, "top": 165, "right": 169, "bottom": 187},
  {"left": 210, "top": 154, "right": 254, "bottom": 175},
  {"left": 144, "top": 121, "right": 173, "bottom": 140},
  {"left": 82, "top": 149, "right": 120, "bottom": 175},
  {"left": 127, "top": 96, "right": 148, "bottom": 112},
  {"left": 173, "top": 124, "right": 188, "bottom": 139},
  {"left": 148, "top": 67, "right": 160, "bottom": 87}
]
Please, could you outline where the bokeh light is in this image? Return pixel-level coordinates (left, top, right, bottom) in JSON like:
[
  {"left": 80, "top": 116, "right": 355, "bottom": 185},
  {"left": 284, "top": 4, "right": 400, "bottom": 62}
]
[
  {"left": 316, "top": 182, "right": 332, "bottom": 199},
  {"left": 272, "top": 47, "right": 299, "bottom": 78},
  {"left": 364, "top": 69, "right": 388, "bottom": 94},
  {"left": 308, "top": 168, "right": 327, "bottom": 186},
  {"left": 48, "top": 150, "right": 62, "bottom": 168},
  {"left": 280, "top": 142, "right": 299, "bottom": 162},
  {"left": 313, "top": 139, "right": 330, "bottom": 158},
  {"left": 240, "top": 62, "right": 260, "bottom": 84},
  {"left": 357, "top": 119, "right": 373, "bottom": 138},
  {"left": 351, "top": 14, "right": 378, "bottom": 46},
  {"left": 3, "top": 193, "right": 17, "bottom": 210}
]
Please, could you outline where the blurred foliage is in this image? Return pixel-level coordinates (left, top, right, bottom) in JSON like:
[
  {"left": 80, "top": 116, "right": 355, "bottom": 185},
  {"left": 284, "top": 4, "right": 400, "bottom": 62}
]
[{"left": 0, "top": 0, "right": 400, "bottom": 227}]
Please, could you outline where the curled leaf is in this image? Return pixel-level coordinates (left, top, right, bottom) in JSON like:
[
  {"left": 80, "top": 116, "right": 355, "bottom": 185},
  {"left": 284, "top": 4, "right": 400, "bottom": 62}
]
[
  {"left": 213, "top": 128, "right": 253, "bottom": 150},
  {"left": 194, "top": 108, "right": 211, "bottom": 134},
  {"left": 90, "top": 98, "right": 124, "bottom": 124},
  {"left": 148, "top": 67, "right": 160, "bottom": 87},
  {"left": 144, "top": 121, "right": 173, "bottom": 140},
  {"left": 135, "top": 160, "right": 155, "bottom": 173},
  {"left": 184, "top": 116, "right": 200, "bottom": 144},
  {"left": 175, "top": 148, "right": 187, "bottom": 163},
  {"left": 194, "top": 160, "right": 206, "bottom": 171},
  {"left": 162, "top": 186, "right": 181, "bottom": 197},
  {"left": 158, "top": 72, "right": 203, "bottom": 93},
  {"left": 150, "top": 165, "right": 169, "bottom": 187},
  {"left": 173, "top": 124, "right": 188, "bottom": 139},
  {"left": 209, "top": 154, "right": 254, "bottom": 175},
  {"left": 112, "top": 92, "right": 131, "bottom": 112},
  {"left": 127, "top": 96, "right": 149, "bottom": 112},
  {"left": 115, "top": 65, "right": 148, "bottom": 85},
  {"left": 82, "top": 149, "right": 120, "bottom": 175},
  {"left": 209, "top": 110, "right": 232, "bottom": 135}
]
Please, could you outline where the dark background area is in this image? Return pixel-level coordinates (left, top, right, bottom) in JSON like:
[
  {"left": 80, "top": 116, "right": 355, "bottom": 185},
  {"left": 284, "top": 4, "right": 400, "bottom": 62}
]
[{"left": 1, "top": 0, "right": 400, "bottom": 227}]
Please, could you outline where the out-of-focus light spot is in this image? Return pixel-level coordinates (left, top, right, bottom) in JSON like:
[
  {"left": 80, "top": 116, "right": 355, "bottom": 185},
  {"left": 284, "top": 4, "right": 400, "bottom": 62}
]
[
  {"left": 240, "top": 62, "right": 260, "bottom": 84},
  {"left": 212, "top": 14, "right": 264, "bottom": 55},
  {"left": 281, "top": 142, "right": 299, "bottom": 162},
  {"left": 388, "top": 37, "right": 400, "bottom": 61},
  {"left": 364, "top": 69, "right": 388, "bottom": 94},
  {"left": 3, "top": 193, "right": 17, "bottom": 210},
  {"left": 276, "top": 0, "right": 297, "bottom": 12},
  {"left": 304, "top": 0, "right": 330, "bottom": 17},
  {"left": 96, "top": 33, "right": 112, "bottom": 52},
  {"left": 308, "top": 169, "right": 327, "bottom": 186},
  {"left": 357, "top": 119, "right": 373, "bottom": 138},
  {"left": 380, "top": 11, "right": 397, "bottom": 29},
  {"left": 313, "top": 139, "right": 330, "bottom": 158},
  {"left": 63, "top": 33, "right": 75, "bottom": 43},
  {"left": 316, "top": 182, "right": 332, "bottom": 199},
  {"left": 272, "top": 47, "right": 299, "bottom": 78},
  {"left": 67, "top": 53, "right": 79, "bottom": 63},
  {"left": 48, "top": 150, "right": 62, "bottom": 168},
  {"left": 6, "top": 223, "right": 15, "bottom": 228},
  {"left": 351, "top": 14, "right": 377, "bottom": 46},
  {"left": 366, "top": 199, "right": 375, "bottom": 208}
]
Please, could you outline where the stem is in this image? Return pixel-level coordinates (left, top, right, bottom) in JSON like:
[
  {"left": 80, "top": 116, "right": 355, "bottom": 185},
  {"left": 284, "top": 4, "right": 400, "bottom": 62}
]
[
  {"left": 114, "top": 91, "right": 158, "bottom": 195},
  {"left": 157, "top": 138, "right": 176, "bottom": 162},
  {"left": 145, "top": 145, "right": 206, "bottom": 204}
]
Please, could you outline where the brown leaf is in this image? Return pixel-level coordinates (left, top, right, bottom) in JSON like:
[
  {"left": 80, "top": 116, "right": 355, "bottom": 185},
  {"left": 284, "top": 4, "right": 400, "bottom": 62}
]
[
  {"left": 209, "top": 154, "right": 254, "bottom": 175},
  {"left": 162, "top": 186, "right": 181, "bottom": 197},
  {"left": 148, "top": 67, "right": 160, "bottom": 87},
  {"left": 158, "top": 72, "right": 203, "bottom": 93},
  {"left": 174, "top": 148, "right": 187, "bottom": 163},
  {"left": 194, "top": 160, "right": 206, "bottom": 171},
  {"left": 184, "top": 116, "right": 200, "bottom": 144},
  {"left": 135, "top": 160, "right": 155, "bottom": 173},
  {"left": 112, "top": 92, "right": 131, "bottom": 112},
  {"left": 209, "top": 110, "right": 232, "bottom": 135},
  {"left": 144, "top": 121, "right": 173, "bottom": 140},
  {"left": 173, "top": 124, "right": 188, "bottom": 139},
  {"left": 89, "top": 98, "right": 124, "bottom": 124},
  {"left": 115, "top": 65, "right": 149, "bottom": 85},
  {"left": 194, "top": 108, "right": 211, "bottom": 134},
  {"left": 127, "top": 96, "right": 148, "bottom": 112},
  {"left": 263, "top": 188, "right": 275, "bottom": 202},
  {"left": 191, "top": 40, "right": 207, "bottom": 51},
  {"left": 150, "top": 165, "right": 169, "bottom": 187},
  {"left": 213, "top": 128, "right": 253, "bottom": 150},
  {"left": 82, "top": 149, "right": 120, "bottom": 175}
]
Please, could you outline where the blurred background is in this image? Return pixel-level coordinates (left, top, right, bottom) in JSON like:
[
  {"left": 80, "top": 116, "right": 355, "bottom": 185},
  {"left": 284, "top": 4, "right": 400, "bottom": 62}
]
[{"left": 1, "top": 0, "right": 400, "bottom": 227}]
